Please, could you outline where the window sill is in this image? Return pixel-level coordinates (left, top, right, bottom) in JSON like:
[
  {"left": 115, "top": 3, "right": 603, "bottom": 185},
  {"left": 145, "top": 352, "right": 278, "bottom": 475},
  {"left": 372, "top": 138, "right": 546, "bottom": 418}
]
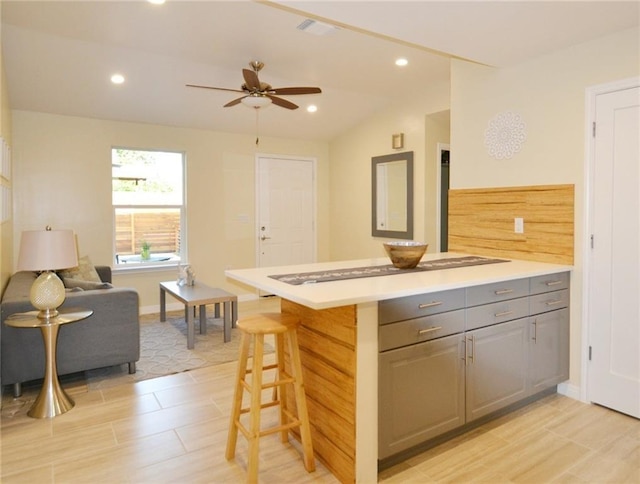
[{"left": 112, "top": 262, "right": 183, "bottom": 275}]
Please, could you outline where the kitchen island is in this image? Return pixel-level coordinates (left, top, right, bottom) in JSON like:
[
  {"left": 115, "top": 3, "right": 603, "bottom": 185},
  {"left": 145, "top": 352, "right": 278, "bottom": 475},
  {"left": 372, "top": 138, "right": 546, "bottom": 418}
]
[{"left": 226, "top": 252, "right": 572, "bottom": 483}]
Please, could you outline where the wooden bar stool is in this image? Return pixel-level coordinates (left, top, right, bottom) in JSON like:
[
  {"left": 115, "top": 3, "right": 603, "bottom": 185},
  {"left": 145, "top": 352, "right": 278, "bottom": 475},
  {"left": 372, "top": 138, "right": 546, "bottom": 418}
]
[{"left": 226, "top": 312, "right": 315, "bottom": 483}]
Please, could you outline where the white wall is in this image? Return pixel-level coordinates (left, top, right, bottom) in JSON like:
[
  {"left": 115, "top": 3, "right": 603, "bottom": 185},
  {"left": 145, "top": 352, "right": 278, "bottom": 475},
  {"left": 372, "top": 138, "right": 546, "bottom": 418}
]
[
  {"left": 328, "top": 81, "right": 451, "bottom": 261},
  {"left": 11, "top": 111, "right": 330, "bottom": 311},
  {"left": 450, "top": 27, "right": 640, "bottom": 393}
]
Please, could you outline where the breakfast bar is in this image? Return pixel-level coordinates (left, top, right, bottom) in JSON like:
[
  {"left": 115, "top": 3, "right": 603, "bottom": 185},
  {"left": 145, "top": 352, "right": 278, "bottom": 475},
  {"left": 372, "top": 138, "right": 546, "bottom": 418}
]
[{"left": 226, "top": 252, "right": 572, "bottom": 483}]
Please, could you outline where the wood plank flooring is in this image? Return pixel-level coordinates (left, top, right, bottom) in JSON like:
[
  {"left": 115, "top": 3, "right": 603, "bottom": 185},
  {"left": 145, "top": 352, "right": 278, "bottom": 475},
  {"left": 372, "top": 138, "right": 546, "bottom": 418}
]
[{"left": 2, "top": 298, "right": 639, "bottom": 483}]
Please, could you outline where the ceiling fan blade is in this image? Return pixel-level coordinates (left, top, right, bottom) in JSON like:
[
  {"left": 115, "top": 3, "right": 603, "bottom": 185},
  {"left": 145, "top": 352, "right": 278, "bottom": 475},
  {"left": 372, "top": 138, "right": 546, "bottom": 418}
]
[
  {"left": 224, "top": 96, "right": 246, "bottom": 108},
  {"left": 242, "top": 69, "right": 261, "bottom": 91},
  {"left": 268, "top": 95, "right": 298, "bottom": 110},
  {"left": 269, "top": 87, "right": 322, "bottom": 95},
  {"left": 186, "top": 84, "right": 245, "bottom": 94}
]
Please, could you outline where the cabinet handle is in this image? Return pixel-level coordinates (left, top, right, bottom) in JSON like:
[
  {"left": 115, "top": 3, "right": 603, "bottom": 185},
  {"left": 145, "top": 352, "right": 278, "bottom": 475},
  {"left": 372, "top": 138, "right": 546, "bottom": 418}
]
[
  {"left": 494, "top": 310, "right": 514, "bottom": 318},
  {"left": 466, "top": 335, "right": 475, "bottom": 365},
  {"left": 418, "top": 326, "right": 443, "bottom": 335},
  {"left": 494, "top": 289, "right": 514, "bottom": 295},
  {"left": 545, "top": 299, "right": 564, "bottom": 306},
  {"left": 532, "top": 320, "right": 537, "bottom": 343},
  {"left": 545, "top": 280, "right": 563, "bottom": 286},
  {"left": 418, "top": 301, "right": 442, "bottom": 309}
]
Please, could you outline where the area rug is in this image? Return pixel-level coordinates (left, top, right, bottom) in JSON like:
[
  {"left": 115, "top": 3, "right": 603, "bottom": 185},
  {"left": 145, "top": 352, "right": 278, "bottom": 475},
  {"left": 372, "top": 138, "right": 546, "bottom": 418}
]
[{"left": 85, "top": 310, "right": 273, "bottom": 390}]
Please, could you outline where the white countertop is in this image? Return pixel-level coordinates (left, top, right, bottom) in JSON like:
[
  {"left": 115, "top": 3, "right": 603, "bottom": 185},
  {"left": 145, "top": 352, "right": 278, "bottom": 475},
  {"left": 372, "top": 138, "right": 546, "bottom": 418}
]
[{"left": 225, "top": 252, "right": 572, "bottom": 310}]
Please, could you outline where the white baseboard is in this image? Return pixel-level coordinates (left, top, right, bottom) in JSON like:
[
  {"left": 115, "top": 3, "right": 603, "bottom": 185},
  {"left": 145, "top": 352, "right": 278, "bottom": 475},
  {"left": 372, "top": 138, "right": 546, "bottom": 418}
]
[
  {"left": 140, "top": 293, "right": 260, "bottom": 315},
  {"left": 557, "top": 381, "right": 583, "bottom": 402}
]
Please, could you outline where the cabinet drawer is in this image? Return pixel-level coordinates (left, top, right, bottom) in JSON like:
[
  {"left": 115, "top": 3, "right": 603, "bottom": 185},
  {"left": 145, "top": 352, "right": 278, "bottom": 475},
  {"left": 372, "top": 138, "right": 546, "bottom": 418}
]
[
  {"left": 379, "top": 310, "right": 465, "bottom": 352},
  {"left": 466, "top": 278, "right": 529, "bottom": 307},
  {"left": 379, "top": 288, "right": 465, "bottom": 325},
  {"left": 465, "top": 297, "right": 529, "bottom": 331},
  {"left": 530, "top": 272, "right": 570, "bottom": 295},
  {"left": 530, "top": 289, "right": 569, "bottom": 315}
]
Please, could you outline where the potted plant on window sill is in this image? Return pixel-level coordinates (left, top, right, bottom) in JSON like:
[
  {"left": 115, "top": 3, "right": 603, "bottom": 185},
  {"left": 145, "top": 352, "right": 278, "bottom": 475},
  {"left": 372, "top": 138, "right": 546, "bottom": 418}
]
[{"left": 140, "top": 240, "right": 151, "bottom": 260}]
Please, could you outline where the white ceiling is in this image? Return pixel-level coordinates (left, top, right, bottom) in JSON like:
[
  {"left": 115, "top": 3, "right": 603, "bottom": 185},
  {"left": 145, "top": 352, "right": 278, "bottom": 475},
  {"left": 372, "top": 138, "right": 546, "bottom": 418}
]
[{"left": 2, "top": 1, "right": 638, "bottom": 142}]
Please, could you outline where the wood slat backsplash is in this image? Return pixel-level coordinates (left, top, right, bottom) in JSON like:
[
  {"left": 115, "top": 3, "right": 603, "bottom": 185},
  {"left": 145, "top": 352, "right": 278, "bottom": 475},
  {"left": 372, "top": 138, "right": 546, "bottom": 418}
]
[{"left": 448, "top": 184, "right": 574, "bottom": 265}]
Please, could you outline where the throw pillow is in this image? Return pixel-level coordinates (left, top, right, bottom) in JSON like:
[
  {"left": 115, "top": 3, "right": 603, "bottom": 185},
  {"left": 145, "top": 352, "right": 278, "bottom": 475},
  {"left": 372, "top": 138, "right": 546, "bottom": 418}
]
[
  {"left": 62, "top": 279, "right": 113, "bottom": 291},
  {"left": 65, "top": 287, "right": 84, "bottom": 293},
  {"left": 59, "top": 255, "right": 102, "bottom": 283}
]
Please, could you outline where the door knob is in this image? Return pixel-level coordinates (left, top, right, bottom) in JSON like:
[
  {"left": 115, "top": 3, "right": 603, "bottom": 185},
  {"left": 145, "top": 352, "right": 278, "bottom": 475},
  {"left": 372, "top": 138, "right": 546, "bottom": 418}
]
[{"left": 260, "top": 235, "right": 271, "bottom": 241}]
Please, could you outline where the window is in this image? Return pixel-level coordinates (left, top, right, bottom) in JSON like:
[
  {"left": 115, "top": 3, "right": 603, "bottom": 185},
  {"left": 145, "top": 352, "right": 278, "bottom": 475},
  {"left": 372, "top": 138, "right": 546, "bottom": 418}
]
[{"left": 112, "top": 148, "right": 185, "bottom": 267}]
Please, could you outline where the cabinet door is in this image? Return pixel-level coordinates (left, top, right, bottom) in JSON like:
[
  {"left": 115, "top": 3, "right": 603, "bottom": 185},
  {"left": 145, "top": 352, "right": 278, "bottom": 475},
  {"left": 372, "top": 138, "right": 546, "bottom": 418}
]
[
  {"left": 379, "top": 334, "right": 465, "bottom": 459},
  {"left": 530, "top": 309, "right": 569, "bottom": 393},
  {"left": 466, "top": 319, "right": 529, "bottom": 422}
]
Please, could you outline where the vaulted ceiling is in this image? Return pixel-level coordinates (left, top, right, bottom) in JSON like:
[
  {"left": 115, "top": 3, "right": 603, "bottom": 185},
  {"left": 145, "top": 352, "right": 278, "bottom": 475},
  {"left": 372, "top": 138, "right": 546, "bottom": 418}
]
[{"left": 2, "top": 1, "right": 638, "bottom": 141}]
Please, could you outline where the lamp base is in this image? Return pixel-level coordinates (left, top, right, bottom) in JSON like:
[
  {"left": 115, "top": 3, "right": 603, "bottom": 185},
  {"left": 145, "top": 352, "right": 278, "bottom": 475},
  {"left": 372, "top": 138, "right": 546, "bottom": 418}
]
[{"left": 30, "top": 271, "right": 66, "bottom": 319}]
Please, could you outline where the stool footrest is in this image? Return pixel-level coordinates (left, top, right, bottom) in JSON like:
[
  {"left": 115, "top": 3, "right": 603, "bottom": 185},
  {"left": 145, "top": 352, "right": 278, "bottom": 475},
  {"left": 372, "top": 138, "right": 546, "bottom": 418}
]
[
  {"left": 235, "top": 417, "right": 303, "bottom": 440},
  {"left": 239, "top": 400, "right": 281, "bottom": 415},
  {"left": 246, "top": 362, "right": 278, "bottom": 375},
  {"left": 239, "top": 373, "right": 295, "bottom": 393}
]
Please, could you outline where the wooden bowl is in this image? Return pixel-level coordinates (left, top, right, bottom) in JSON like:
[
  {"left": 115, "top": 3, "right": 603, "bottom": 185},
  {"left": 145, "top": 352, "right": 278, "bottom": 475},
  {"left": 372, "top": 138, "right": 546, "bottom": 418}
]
[{"left": 383, "top": 241, "right": 428, "bottom": 269}]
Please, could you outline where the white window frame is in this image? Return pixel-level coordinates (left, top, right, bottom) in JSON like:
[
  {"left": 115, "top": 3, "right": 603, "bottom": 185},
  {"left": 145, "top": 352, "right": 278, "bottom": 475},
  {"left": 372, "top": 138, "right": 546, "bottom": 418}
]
[{"left": 111, "top": 147, "right": 187, "bottom": 271}]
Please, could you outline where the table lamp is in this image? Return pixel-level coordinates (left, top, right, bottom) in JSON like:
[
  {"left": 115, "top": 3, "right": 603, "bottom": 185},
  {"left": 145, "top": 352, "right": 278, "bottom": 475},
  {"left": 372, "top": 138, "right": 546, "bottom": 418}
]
[{"left": 17, "top": 227, "right": 78, "bottom": 319}]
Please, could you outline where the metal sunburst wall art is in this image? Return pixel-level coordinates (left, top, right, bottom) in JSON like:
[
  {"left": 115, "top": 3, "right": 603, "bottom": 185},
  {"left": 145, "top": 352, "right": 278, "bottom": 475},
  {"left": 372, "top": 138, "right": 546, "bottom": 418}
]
[{"left": 484, "top": 111, "right": 527, "bottom": 160}]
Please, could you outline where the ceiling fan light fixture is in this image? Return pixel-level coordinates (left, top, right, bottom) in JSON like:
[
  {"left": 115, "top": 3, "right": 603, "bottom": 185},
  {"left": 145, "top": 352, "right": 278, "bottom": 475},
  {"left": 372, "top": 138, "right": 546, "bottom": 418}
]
[{"left": 241, "top": 95, "right": 272, "bottom": 108}]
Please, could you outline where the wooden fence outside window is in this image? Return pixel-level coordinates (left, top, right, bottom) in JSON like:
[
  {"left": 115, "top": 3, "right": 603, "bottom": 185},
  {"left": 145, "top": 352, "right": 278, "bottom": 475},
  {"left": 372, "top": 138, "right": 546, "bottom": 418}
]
[{"left": 115, "top": 210, "right": 181, "bottom": 256}]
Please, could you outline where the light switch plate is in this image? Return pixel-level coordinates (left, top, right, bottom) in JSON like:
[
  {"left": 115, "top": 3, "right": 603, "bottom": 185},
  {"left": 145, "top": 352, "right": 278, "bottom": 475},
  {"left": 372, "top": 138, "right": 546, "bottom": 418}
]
[{"left": 514, "top": 217, "right": 524, "bottom": 234}]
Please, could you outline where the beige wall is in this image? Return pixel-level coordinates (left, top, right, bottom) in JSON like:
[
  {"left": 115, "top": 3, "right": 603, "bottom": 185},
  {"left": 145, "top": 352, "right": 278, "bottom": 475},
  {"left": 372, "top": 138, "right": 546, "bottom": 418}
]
[
  {"left": 450, "top": 27, "right": 639, "bottom": 393},
  {"left": 11, "top": 111, "right": 330, "bottom": 311},
  {"left": 328, "top": 81, "right": 450, "bottom": 261},
  {"left": 0, "top": 24, "right": 14, "bottom": 294}
]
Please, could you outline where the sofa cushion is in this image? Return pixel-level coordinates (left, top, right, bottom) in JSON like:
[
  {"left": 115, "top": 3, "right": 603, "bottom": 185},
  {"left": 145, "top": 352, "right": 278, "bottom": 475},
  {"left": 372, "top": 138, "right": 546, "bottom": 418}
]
[
  {"left": 63, "top": 279, "right": 113, "bottom": 291},
  {"left": 59, "top": 255, "right": 102, "bottom": 288}
]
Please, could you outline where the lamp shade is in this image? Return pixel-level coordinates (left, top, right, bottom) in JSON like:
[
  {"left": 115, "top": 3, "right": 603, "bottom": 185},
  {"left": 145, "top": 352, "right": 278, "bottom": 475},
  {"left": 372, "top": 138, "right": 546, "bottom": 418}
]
[{"left": 17, "top": 229, "right": 78, "bottom": 272}]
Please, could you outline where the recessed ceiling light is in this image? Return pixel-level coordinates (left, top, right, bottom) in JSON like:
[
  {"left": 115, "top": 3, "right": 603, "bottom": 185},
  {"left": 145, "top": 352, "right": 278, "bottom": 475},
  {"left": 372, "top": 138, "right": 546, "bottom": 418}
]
[
  {"left": 148, "top": 0, "right": 166, "bottom": 5},
  {"left": 307, "top": 105, "right": 318, "bottom": 113},
  {"left": 110, "top": 74, "right": 125, "bottom": 84},
  {"left": 395, "top": 58, "right": 409, "bottom": 67}
]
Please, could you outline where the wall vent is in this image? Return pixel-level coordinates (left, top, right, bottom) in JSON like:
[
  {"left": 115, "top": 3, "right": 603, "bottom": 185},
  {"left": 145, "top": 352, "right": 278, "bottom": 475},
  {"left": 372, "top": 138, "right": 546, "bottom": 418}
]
[{"left": 296, "top": 19, "right": 338, "bottom": 36}]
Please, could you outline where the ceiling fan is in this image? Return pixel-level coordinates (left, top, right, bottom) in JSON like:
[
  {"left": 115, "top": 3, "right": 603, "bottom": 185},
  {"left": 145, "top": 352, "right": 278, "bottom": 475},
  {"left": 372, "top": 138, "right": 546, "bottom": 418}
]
[{"left": 186, "top": 61, "right": 321, "bottom": 110}]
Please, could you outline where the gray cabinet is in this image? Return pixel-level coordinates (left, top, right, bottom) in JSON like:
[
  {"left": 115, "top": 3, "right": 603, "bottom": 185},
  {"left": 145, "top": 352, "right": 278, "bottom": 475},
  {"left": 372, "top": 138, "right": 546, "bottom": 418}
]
[
  {"left": 378, "top": 271, "right": 570, "bottom": 461},
  {"left": 465, "top": 318, "right": 529, "bottom": 422},
  {"left": 378, "top": 333, "right": 465, "bottom": 459},
  {"left": 529, "top": 308, "right": 569, "bottom": 393}
]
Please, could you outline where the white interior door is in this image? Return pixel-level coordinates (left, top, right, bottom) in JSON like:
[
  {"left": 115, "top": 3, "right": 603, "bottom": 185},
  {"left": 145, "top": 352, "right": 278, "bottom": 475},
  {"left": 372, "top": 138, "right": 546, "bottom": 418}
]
[
  {"left": 587, "top": 83, "right": 640, "bottom": 418},
  {"left": 256, "top": 156, "right": 315, "bottom": 269}
]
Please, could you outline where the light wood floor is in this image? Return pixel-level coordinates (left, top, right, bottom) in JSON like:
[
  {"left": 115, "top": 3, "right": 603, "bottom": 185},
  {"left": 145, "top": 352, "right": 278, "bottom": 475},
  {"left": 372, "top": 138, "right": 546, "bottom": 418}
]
[{"left": 2, "top": 298, "right": 639, "bottom": 483}]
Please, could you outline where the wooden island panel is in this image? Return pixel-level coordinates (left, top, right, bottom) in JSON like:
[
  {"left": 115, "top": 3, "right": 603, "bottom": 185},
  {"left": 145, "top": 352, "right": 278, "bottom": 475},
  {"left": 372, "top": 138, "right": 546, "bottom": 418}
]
[{"left": 281, "top": 299, "right": 357, "bottom": 483}]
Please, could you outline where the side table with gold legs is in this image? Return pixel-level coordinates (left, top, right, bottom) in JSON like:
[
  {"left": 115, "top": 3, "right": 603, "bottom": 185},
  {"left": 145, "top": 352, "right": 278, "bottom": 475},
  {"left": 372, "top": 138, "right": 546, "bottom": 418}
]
[{"left": 4, "top": 309, "right": 93, "bottom": 418}]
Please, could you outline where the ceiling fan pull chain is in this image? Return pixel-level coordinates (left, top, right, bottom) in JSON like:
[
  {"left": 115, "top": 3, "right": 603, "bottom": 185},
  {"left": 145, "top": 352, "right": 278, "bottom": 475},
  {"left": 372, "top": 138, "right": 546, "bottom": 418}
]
[{"left": 255, "top": 107, "right": 260, "bottom": 146}]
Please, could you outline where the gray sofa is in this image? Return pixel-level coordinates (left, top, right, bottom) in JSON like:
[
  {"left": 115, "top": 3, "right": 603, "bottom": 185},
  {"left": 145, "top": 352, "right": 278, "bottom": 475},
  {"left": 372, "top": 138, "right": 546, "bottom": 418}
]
[{"left": 1, "top": 266, "right": 140, "bottom": 397}]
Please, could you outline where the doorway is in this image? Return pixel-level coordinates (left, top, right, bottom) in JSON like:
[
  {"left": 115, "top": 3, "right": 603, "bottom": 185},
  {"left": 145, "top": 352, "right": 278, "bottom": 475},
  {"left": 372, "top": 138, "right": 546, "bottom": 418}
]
[
  {"left": 585, "top": 78, "right": 639, "bottom": 418},
  {"left": 439, "top": 145, "right": 450, "bottom": 252},
  {"left": 255, "top": 155, "right": 316, "bottom": 270}
]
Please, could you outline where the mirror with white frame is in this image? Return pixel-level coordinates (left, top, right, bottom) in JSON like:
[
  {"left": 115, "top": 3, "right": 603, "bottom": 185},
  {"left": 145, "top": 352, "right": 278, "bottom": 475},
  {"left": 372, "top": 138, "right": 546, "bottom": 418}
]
[{"left": 372, "top": 151, "right": 414, "bottom": 239}]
